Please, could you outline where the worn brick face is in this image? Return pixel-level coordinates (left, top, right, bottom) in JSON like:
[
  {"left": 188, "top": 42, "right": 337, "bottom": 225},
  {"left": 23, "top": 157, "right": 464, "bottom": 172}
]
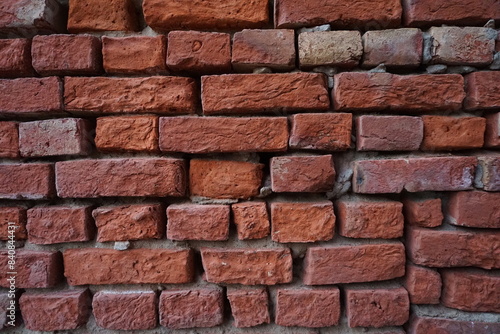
[
  {"left": 465, "top": 71, "right": 500, "bottom": 110},
  {"left": 0, "top": 38, "right": 34, "bottom": 77},
  {"left": 227, "top": 288, "right": 270, "bottom": 328},
  {"left": 0, "top": 122, "right": 19, "bottom": 158},
  {"left": 0, "top": 163, "right": 54, "bottom": 200},
  {"left": 484, "top": 112, "right": 500, "bottom": 148},
  {"left": 447, "top": 191, "right": 500, "bottom": 228},
  {"left": 403, "top": 198, "right": 443, "bottom": 228},
  {"left": 0, "top": 207, "right": 27, "bottom": 240},
  {"left": 404, "top": 264, "right": 442, "bottom": 304},
  {"left": 421, "top": 116, "right": 486, "bottom": 150},
  {"left": 68, "top": 0, "right": 138, "bottom": 32},
  {"left": 232, "top": 202, "right": 270, "bottom": 240}
]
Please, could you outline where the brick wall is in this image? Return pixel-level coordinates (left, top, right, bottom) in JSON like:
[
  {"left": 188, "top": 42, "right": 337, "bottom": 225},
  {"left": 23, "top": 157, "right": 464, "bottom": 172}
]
[{"left": 0, "top": 0, "right": 499, "bottom": 333}]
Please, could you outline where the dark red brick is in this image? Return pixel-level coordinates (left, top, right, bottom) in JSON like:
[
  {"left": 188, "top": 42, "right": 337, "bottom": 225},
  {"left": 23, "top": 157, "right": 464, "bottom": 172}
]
[
  {"left": 0, "top": 163, "right": 54, "bottom": 200},
  {"left": 68, "top": 0, "right": 138, "bottom": 32},
  {"left": 447, "top": 191, "right": 500, "bottom": 228},
  {"left": 403, "top": 198, "right": 443, "bottom": 228},
  {"left": 465, "top": 71, "right": 500, "bottom": 110},
  {"left": 0, "top": 122, "right": 19, "bottom": 158},
  {"left": 0, "top": 39, "right": 34, "bottom": 77},
  {"left": 484, "top": 112, "right": 500, "bottom": 148},
  {"left": 0, "top": 207, "right": 27, "bottom": 240},
  {"left": 167, "top": 204, "right": 229, "bottom": 241}
]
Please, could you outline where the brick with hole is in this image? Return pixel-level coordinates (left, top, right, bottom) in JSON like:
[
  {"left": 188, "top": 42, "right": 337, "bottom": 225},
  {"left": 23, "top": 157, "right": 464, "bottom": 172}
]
[
  {"left": 404, "top": 264, "right": 442, "bottom": 304},
  {"left": 275, "top": 288, "right": 340, "bottom": 327},
  {"left": 167, "top": 31, "right": 231, "bottom": 74},
  {"left": 227, "top": 288, "right": 270, "bottom": 328},
  {"left": 476, "top": 155, "right": 500, "bottom": 191},
  {"left": 447, "top": 191, "right": 500, "bottom": 228},
  {"left": 271, "top": 201, "right": 335, "bottom": 243},
  {"left": 0, "top": 121, "right": 19, "bottom": 158},
  {"left": 0, "top": 207, "right": 27, "bottom": 240},
  {"left": 201, "top": 248, "right": 293, "bottom": 285},
  {"left": 407, "top": 315, "right": 500, "bottom": 334},
  {"left": 92, "top": 204, "right": 164, "bottom": 242},
  {"left": 0, "top": 163, "right": 54, "bottom": 200},
  {"left": 421, "top": 116, "right": 486, "bottom": 151},
  {"left": 93, "top": 291, "right": 157, "bottom": 330},
  {"left": 465, "top": 71, "right": 500, "bottom": 110},
  {"left": 20, "top": 289, "right": 91, "bottom": 331},
  {"left": 0, "top": 39, "right": 34, "bottom": 77},
  {"left": 0, "top": 0, "right": 65, "bottom": 35},
  {"left": 231, "top": 201, "right": 270, "bottom": 240},
  {"left": 402, "top": 198, "right": 443, "bottom": 228},
  {"left": 485, "top": 112, "right": 500, "bottom": 148},
  {"left": 31, "top": 34, "right": 102, "bottom": 76},
  {"left": 68, "top": 0, "right": 138, "bottom": 32},
  {"left": 167, "top": 204, "right": 229, "bottom": 241},
  {"left": 159, "top": 288, "right": 224, "bottom": 329}
]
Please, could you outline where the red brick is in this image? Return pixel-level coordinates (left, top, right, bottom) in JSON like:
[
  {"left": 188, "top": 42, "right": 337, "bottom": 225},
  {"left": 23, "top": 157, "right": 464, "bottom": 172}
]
[
  {"left": 476, "top": 155, "right": 500, "bottom": 191},
  {"left": 407, "top": 226, "right": 500, "bottom": 269},
  {"left": 0, "top": 122, "right": 19, "bottom": 158},
  {"left": 227, "top": 288, "right": 269, "bottom": 328},
  {"left": 403, "top": 0, "right": 500, "bottom": 27},
  {"left": 167, "top": 204, "right": 229, "bottom": 241},
  {"left": 421, "top": 116, "right": 486, "bottom": 150},
  {"left": 0, "top": 163, "right": 54, "bottom": 200},
  {"left": 333, "top": 73, "right": 465, "bottom": 112},
  {"left": 289, "top": 113, "right": 352, "bottom": 151},
  {"left": 275, "top": 288, "right": 340, "bottom": 327},
  {"left": 68, "top": 0, "right": 138, "bottom": 32},
  {"left": 202, "top": 73, "right": 329, "bottom": 115},
  {"left": 20, "top": 289, "right": 90, "bottom": 331},
  {"left": 337, "top": 199, "right": 403, "bottom": 239},
  {"left": 404, "top": 264, "right": 441, "bottom": 304},
  {"left": 232, "top": 202, "right": 270, "bottom": 240},
  {"left": 0, "top": 39, "right": 34, "bottom": 77},
  {"left": 0, "top": 77, "right": 62, "bottom": 117},
  {"left": 0, "top": 250, "right": 62, "bottom": 288},
  {"left": 31, "top": 34, "right": 101, "bottom": 76},
  {"left": 275, "top": 0, "right": 402, "bottom": 28},
  {"left": 201, "top": 248, "right": 293, "bottom": 285},
  {"left": 64, "top": 248, "right": 194, "bottom": 285},
  {"left": 93, "top": 291, "right": 157, "bottom": 330},
  {"left": 190, "top": 159, "right": 263, "bottom": 200},
  {"left": 465, "top": 71, "right": 500, "bottom": 110},
  {"left": 407, "top": 315, "right": 500, "bottom": 334},
  {"left": 0, "top": 207, "right": 27, "bottom": 240},
  {"left": 103, "top": 36, "right": 166, "bottom": 74},
  {"left": 447, "top": 191, "right": 500, "bottom": 228},
  {"left": 402, "top": 198, "right": 443, "bottom": 228},
  {"left": 55, "top": 158, "right": 186, "bottom": 198},
  {"left": 95, "top": 116, "right": 158, "bottom": 153},
  {"left": 356, "top": 115, "right": 423, "bottom": 151},
  {"left": 160, "top": 288, "right": 223, "bottom": 329},
  {"left": 166, "top": 31, "right": 231, "bottom": 74},
  {"left": 485, "top": 112, "right": 500, "bottom": 148},
  {"left": 303, "top": 243, "right": 405, "bottom": 285},
  {"left": 271, "top": 155, "right": 335, "bottom": 193},
  {"left": 64, "top": 76, "right": 196, "bottom": 115},
  {"left": 27, "top": 206, "right": 93, "bottom": 245},
  {"left": 19, "top": 118, "right": 92, "bottom": 157},
  {"left": 232, "top": 29, "right": 295, "bottom": 72},
  {"left": 345, "top": 287, "right": 409, "bottom": 328},
  {"left": 362, "top": 28, "right": 422, "bottom": 68},
  {"left": 160, "top": 116, "right": 289, "bottom": 153},
  {"left": 271, "top": 201, "right": 335, "bottom": 243},
  {"left": 143, "top": 0, "right": 268, "bottom": 30},
  {"left": 92, "top": 204, "right": 164, "bottom": 242}
]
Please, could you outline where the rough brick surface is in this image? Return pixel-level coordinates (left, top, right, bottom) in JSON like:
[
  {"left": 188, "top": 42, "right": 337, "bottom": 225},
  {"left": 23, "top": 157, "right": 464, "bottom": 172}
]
[
  {"left": 484, "top": 112, "right": 500, "bottom": 148},
  {"left": 0, "top": 163, "right": 54, "bottom": 200},
  {"left": 0, "top": 207, "right": 27, "bottom": 240},
  {"left": 0, "top": 38, "right": 34, "bottom": 77},
  {"left": 56, "top": 158, "right": 186, "bottom": 198},
  {"left": 0, "top": 121, "right": 19, "bottom": 158},
  {"left": 201, "top": 248, "right": 293, "bottom": 285},
  {"left": 232, "top": 202, "right": 270, "bottom": 240},
  {"left": 68, "top": 0, "right": 138, "bottom": 32},
  {"left": 403, "top": 198, "right": 443, "bottom": 228},
  {"left": 167, "top": 204, "right": 229, "bottom": 241},
  {"left": 271, "top": 201, "right": 335, "bottom": 243},
  {"left": 64, "top": 248, "right": 194, "bottom": 285},
  {"left": 404, "top": 264, "right": 442, "bottom": 304},
  {"left": 465, "top": 71, "right": 500, "bottom": 110},
  {"left": 421, "top": 116, "right": 486, "bottom": 150},
  {"left": 227, "top": 288, "right": 270, "bottom": 328},
  {"left": 447, "top": 191, "right": 500, "bottom": 228},
  {"left": 476, "top": 155, "right": 500, "bottom": 191},
  {"left": 408, "top": 315, "right": 500, "bottom": 334}
]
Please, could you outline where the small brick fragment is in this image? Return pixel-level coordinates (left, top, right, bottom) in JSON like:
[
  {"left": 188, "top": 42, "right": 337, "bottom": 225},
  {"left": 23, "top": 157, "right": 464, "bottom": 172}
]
[
  {"left": 0, "top": 163, "right": 54, "bottom": 200},
  {"left": 421, "top": 116, "right": 486, "bottom": 150},
  {"left": 465, "top": 71, "right": 500, "bottom": 110},
  {"left": 402, "top": 198, "right": 443, "bottom": 228},
  {"left": 0, "top": 39, "right": 34, "bottom": 77},
  {"left": 485, "top": 112, "right": 500, "bottom": 148},
  {"left": 68, "top": 0, "right": 138, "bottom": 32},
  {"left": 476, "top": 155, "right": 500, "bottom": 191},
  {"left": 447, "top": 191, "right": 500, "bottom": 228},
  {"left": 404, "top": 264, "right": 441, "bottom": 304},
  {"left": 227, "top": 288, "right": 270, "bottom": 328},
  {"left": 231, "top": 202, "right": 270, "bottom": 240},
  {"left": 167, "top": 204, "right": 229, "bottom": 241},
  {"left": 0, "top": 207, "right": 27, "bottom": 240},
  {"left": 159, "top": 289, "right": 224, "bottom": 329},
  {"left": 0, "top": 122, "right": 19, "bottom": 158}
]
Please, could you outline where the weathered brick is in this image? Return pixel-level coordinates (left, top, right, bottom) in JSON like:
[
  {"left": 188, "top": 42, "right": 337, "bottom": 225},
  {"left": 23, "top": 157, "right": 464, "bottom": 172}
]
[
  {"left": 103, "top": 36, "right": 166, "bottom": 74},
  {"left": 407, "top": 315, "right": 500, "bottom": 334},
  {"left": 407, "top": 226, "right": 500, "bottom": 269},
  {"left": 232, "top": 29, "right": 295, "bottom": 71},
  {"left": 271, "top": 155, "right": 335, "bottom": 193},
  {"left": 485, "top": 112, "right": 500, "bottom": 148},
  {"left": 95, "top": 116, "right": 158, "bottom": 153},
  {"left": 0, "top": 292, "right": 14, "bottom": 328},
  {"left": 362, "top": 28, "right": 422, "bottom": 68},
  {"left": 447, "top": 191, "right": 500, "bottom": 228},
  {"left": 0, "top": 163, "right": 54, "bottom": 200},
  {"left": 56, "top": 158, "right": 186, "bottom": 198},
  {"left": 167, "top": 204, "right": 229, "bottom": 241},
  {"left": 345, "top": 288, "right": 409, "bottom": 328},
  {"left": 404, "top": 264, "right": 441, "bottom": 304},
  {"left": 64, "top": 248, "right": 194, "bottom": 285},
  {"left": 27, "top": 206, "right": 93, "bottom": 244},
  {"left": 402, "top": 198, "right": 443, "bottom": 228},
  {"left": 93, "top": 204, "right": 164, "bottom": 242},
  {"left": 476, "top": 155, "right": 500, "bottom": 191},
  {"left": 0, "top": 39, "right": 34, "bottom": 77},
  {"left": 93, "top": 291, "right": 157, "bottom": 330},
  {"left": 275, "top": 0, "right": 402, "bottom": 29},
  {"left": 356, "top": 115, "right": 423, "bottom": 151},
  {"left": 275, "top": 288, "right": 340, "bottom": 327},
  {"left": 227, "top": 288, "right": 270, "bottom": 328},
  {"left": 303, "top": 243, "right": 405, "bottom": 285},
  {"left": 465, "top": 71, "right": 500, "bottom": 110},
  {"left": 68, "top": 0, "right": 138, "bottom": 32},
  {"left": 166, "top": 31, "right": 231, "bottom": 74},
  {"left": 160, "top": 116, "right": 289, "bottom": 153},
  {"left": 201, "top": 248, "right": 293, "bottom": 285},
  {"left": 202, "top": 73, "right": 329, "bottom": 115},
  {"left": 289, "top": 113, "right": 352, "bottom": 151},
  {"left": 0, "top": 122, "right": 18, "bottom": 158},
  {"left": 232, "top": 202, "right": 270, "bottom": 240},
  {"left": 271, "top": 201, "right": 335, "bottom": 243},
  {"left": 0, "top": 207, "right": 27, "bottom": 240},
  {"left": 19, "top": 118, "right": 92, "bottom": 157},
  {"left": 64, "top": 76, "right": 197, "bottom": 115},
  {"left": 143, "top": 0, "right": 268, "bottom": 30},
  {"left": 159, "top": 288, "right": 224, "bottom": 329},
  {"left": 190, "top": 159, "right": 263, "bottom": 200},
  {"left": 31, "top": 34, "right": 101, "bottom": 76},
  {"left": 421, "top": 116, "right": 486, "bottom": 151},
  {"left": 20, "top": 289, "right": 90, "bottom": 331},
  {"left": 333, "top": 73, "right": 465, "bottom": 112},
  {"left": 0, "top": 250, "right": 62, "bottom": 288}
]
